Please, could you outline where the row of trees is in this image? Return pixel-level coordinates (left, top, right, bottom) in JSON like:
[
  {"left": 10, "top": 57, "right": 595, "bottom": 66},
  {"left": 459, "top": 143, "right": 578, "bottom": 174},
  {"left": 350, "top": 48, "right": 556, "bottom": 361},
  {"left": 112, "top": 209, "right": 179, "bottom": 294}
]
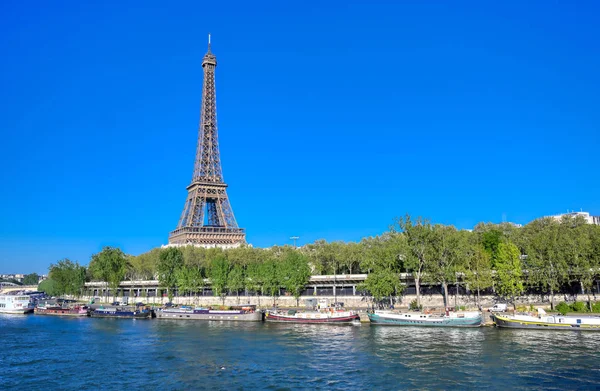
[
  {"left": 155, "top": 246, "right": 311, "bottom": 306},
  {"left": 357, "top": 214, "right": 600, "bottom": 309},
  {"left": 39, "top": 214, "right": 600, "bottom": 309}
]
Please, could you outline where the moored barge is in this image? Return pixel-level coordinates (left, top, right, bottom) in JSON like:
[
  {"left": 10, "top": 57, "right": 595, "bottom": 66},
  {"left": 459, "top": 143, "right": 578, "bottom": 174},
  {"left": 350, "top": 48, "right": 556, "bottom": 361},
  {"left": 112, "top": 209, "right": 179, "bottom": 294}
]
[
  {"left": 368, "top": 310, "right": 482, "bottom": 327},
  {"left": 90, "top": 306, "right": 151, "bottom": 319},
  {"left": 156, "top": 305, "right": 263, "bottom": 321},
  {"left": 493, "top": 308, "right": 600, "bottom": 331},
  {"left": 266, "top": 302, "right": 360, "bottom": 324},
  {"left": 35, "top": 303, "right": 89, "bottom": 317}
]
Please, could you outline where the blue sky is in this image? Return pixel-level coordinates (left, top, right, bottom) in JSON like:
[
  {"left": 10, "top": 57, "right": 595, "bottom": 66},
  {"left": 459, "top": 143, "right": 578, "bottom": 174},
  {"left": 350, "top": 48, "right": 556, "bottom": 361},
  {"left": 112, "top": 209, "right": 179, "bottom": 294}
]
[{"left": 1, "top": 1, "right": 599, "bottom": 274}]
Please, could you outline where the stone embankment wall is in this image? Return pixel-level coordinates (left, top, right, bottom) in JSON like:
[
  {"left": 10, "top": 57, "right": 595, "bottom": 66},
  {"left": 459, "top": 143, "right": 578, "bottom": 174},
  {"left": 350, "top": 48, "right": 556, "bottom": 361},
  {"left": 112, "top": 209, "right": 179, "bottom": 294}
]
[{"left": 80, "top": 292, "right": 595, "bottom": 309}]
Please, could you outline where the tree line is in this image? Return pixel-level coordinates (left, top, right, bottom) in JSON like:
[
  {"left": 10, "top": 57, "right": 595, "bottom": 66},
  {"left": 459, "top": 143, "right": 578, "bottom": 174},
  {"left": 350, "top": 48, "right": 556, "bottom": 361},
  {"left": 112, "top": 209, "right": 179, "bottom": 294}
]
[{"left": 39, "top": 214, "right": 600, "bottom": 309}]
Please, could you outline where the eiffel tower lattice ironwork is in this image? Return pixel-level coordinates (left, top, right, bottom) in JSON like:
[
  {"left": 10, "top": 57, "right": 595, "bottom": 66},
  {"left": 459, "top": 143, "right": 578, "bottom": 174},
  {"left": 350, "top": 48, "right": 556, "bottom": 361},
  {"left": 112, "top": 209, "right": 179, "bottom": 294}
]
[{"left": 168, "top": 35, "right": 246, "bottom": 247}]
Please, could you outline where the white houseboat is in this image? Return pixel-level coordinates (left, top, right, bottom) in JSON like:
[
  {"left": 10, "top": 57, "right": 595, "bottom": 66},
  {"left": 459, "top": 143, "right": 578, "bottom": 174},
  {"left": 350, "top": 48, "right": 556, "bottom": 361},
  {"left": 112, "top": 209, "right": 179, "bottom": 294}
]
[
  {"left": 0, "top": 294, "right": 34, "bottom": 314},
  {"left": 493, "top": 308, "right": 600, "bottom": 331}
]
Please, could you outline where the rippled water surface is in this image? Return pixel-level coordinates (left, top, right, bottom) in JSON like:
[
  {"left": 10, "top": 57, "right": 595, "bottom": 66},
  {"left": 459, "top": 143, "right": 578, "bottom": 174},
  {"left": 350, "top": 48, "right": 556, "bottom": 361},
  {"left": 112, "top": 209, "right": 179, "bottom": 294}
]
[{"left": 3, "top": 314, "right": 600, "bottom": 390}]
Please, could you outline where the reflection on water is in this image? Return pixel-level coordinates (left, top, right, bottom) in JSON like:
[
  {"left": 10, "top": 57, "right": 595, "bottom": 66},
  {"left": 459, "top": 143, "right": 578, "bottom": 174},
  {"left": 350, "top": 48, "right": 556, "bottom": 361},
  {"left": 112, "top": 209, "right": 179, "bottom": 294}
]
[{"left": 2, "top": 315, "right": 600, "bottom": 390}]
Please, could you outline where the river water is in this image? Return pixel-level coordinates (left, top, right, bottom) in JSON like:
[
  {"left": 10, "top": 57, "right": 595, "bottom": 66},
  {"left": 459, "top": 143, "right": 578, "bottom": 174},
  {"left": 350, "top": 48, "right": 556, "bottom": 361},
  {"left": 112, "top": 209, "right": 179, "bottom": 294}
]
[{"left": 3, "top": 314, "right": 599, "bottom": 390}]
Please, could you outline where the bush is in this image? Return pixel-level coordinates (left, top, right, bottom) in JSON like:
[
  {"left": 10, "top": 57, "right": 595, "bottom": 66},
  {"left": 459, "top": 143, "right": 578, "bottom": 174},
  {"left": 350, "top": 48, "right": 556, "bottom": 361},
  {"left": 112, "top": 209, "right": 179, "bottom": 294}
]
[
  {"left": 556, "top": 302, "right": 570, "bottom": 315},
  {"left": 572, "top": 301, "right": 588, "bottom": 313},
  {"left": 592, "top": 302, "right": 600, "bottom": 313},
  {"left": 409, "top": 299, "right": 422, "bottom": 311},
  {"left": 516, "top": 305, "right": 529, "bottom": 313}
]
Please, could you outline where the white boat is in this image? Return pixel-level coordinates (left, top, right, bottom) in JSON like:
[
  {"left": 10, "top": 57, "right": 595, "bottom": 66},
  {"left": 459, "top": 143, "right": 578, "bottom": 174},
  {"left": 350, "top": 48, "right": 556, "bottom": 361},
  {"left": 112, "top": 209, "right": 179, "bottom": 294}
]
[
  {"left": 0, "top": 294, "right": 34, "bottom": 314},
  {"left": 266, "top": 300, "right": 360, "bottom": 324},
  {"left": 493, "top": 308, "right": 600, "bottom": 331}
]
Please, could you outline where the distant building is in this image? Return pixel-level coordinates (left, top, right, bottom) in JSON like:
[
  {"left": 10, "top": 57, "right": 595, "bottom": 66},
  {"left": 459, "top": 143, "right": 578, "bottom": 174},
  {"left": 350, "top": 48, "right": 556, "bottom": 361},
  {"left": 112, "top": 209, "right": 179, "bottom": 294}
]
[{"left": 545, "top": 211, "right": 600, "bottom": 225}]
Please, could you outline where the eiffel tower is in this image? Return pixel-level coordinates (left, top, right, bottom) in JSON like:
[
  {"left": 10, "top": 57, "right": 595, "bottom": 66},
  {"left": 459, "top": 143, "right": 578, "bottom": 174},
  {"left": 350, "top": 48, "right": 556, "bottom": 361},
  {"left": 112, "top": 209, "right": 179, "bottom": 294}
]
[{"left": 168, "top": 35, "right": 246, "bottom": 247}]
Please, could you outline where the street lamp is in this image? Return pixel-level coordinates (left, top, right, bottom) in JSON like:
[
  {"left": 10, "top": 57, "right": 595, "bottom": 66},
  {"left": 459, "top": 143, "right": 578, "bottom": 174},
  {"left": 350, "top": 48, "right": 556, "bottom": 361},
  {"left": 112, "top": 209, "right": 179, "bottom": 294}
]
[{"left": 290, "top": 236, "right": 299, "bottom": 249}]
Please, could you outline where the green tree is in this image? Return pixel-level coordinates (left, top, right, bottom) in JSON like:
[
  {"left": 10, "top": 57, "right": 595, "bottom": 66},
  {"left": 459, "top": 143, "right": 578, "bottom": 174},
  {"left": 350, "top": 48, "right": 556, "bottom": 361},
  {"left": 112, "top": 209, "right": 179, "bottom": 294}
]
[
  {"left": 175, "top": 266, "right": 193, "bottom": 302},
  {"left": 246, "top": 259, "right": 264, "bottom": 306},
  {"left": 22, "top": 273, "right": 40, "bottom": 286},
  {"left": 522, "top": 218, "right": 567, "bottom": 309},
  {"left": 462, "top": 244, "right": 493, "bottom": 307},
  {"left": 38, "top": 278, "right": 59, "bottom": 297},
  {"left": 49, "top": 259, "right": 86, "bottom": 297},
  {"left": 210, "top": 255, "right": 230, "bottom": 305},
  {"left": 156, "top": 247, "right": 184, "bottom": 302},
  {"left": 425, "top": 225, "right": 462, "bottom": 308},
  {"left": 495, "top": 242, "right": 524, "bottom": 310},
  {"left": 187, "top": 266, "right": 204, "bottom": 303},
  {"left": 261, "top": 258, "right": 281, "bottom": 306},
  {"left": 89, "top": 247, "right": 129, "bottom": 302},
  {"left": 228, "top": 264, "right": 245, "bottom": 304},
  {"left": 359, "top": 269, "right": 403, "bottom": 308},
  {"left": 392, "top": 214, "right": 433, "bottom": 308},
  {"left": 562, "top": 217, "right": 595, "bottom": 308},
  {"left": 280, "top": 251, "right": 311, "bottom": 307}
]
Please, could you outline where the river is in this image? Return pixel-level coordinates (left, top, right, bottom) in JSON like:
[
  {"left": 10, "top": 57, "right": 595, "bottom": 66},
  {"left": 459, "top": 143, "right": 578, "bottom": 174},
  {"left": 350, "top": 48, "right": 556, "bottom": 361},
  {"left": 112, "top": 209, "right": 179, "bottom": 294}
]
[{"left": 3, "top": 314, "right": 599, "bottom": 390}]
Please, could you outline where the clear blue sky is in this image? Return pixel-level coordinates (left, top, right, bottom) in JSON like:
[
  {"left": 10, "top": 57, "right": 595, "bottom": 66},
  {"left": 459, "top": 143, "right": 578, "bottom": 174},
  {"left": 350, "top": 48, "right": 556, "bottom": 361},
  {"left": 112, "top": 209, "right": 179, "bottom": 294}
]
[{"left": 1, "top": 1, "right": 599, "bottom": 274}]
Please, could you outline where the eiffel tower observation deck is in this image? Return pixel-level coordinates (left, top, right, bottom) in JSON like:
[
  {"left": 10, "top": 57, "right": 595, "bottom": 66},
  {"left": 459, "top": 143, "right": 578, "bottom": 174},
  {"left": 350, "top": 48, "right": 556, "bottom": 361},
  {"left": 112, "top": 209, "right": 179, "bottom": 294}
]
[{"left": 168, "top": 35, "right": 246, "bottom": 248}]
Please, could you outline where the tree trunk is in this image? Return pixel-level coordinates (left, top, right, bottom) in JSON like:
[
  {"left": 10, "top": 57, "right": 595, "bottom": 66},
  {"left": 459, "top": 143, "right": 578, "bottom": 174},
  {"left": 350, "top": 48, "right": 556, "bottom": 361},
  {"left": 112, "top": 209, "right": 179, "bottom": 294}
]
[
  {"left": 415, "top": 277, "right": 421, "bottom": 308},
  {"left": 442, "top": 282, "right": 449, "bottom": 308},
  {"left": 512, "top": 296, "right": 517, "bottom": 311},
  {"left": 476, "top": 288, "right": 480, "bottom": 307},
  {"left": 550, "top": 288, "right": 554, "bottom": 310}
]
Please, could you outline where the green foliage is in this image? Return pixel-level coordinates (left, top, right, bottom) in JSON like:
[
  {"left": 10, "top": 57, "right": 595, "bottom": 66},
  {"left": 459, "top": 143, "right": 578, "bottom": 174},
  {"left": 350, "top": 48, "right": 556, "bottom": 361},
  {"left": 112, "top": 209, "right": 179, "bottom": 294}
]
[
  {"left": 463, "top": 244, "right": 493, "bottom": 304},
  {"left": 49, "top": 259, "right": 86, "bottom": 297},
  {"left": 23, "top": 273, "right": 40, "bottom": 285},
  {"left": 556, "top": 302, "right": 570, "bottom": 315},
  {"left": 209, "top": 255, "right": 230, "bottom": 299},
  {"left": 228, "top": 264, "right": 245, "bottom": 295},
  {"left": 280, "top": 251, "right": 311, "bottom": 301},
  {"left": 521, "top": 218, "right": 567, "bottom": 308},
  {"left": 424, "top": 224, "right": 463, "bottom": 306},
  {"left": 260, "top": 258, "right": 281, "bottom": 303},
  {"left": 156, "top": 247, "right": 184, "bottom": 294},
  {"left": 89, "top": 246, "right": 129, "bottom": 300},
  {"left": 392, "top": 214, "right": 434, "bottom": 307},
  {"left": 555, "top": 301, "right": 595, "bottom": 314},
  {"left": 409, "top": 299, "right": 422, "bottom": 311},
  {"left": 494, "top": 242, "right": 524, "bottom": 307},
  {"left": 359, "top": 269, "right": 403, "bottom": 302},
  {"left": 38, "top": 278, "right": 59, "bottom": 297},
  {"left": 480, "top": 229, "right": 503, "bottom": 266},
  {"left": 572, "top": 301, "right": 588, "bottom": 313}
]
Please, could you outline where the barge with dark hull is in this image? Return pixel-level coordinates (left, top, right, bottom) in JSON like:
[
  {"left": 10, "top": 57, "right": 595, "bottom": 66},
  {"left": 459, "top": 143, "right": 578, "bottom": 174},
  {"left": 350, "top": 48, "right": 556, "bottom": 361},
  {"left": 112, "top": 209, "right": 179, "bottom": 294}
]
[
  {"left": 493, "top": 308, "right": 600, "bottom": 331},
  {"left": 90, "top": 306, "right": 151, "bottom": 319},
  {"left": 368, "top": 310, "right": 482, "bottom": 327},
  {"left": 156, "top": 306, "right": 263, "bottom": 322}
]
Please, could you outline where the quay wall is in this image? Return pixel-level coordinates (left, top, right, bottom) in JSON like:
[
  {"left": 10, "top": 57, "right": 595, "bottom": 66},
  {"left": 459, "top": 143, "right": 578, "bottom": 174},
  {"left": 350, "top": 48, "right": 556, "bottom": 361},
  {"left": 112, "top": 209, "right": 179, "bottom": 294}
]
[{"left": 78, "top": 292, "right": 595, "bottom": 309}]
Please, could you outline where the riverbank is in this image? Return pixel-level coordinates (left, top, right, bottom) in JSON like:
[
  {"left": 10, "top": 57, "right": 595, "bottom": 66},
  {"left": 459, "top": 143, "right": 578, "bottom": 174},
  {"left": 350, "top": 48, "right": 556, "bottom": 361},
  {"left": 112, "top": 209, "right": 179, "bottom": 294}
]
[{"left": 76, "top": 293, "right": 587, "bottom": 310}]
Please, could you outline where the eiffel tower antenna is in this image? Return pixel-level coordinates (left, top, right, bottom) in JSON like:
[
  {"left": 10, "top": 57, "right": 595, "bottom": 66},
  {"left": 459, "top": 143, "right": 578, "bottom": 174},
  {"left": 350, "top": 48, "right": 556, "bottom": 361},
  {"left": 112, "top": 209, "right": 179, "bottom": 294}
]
[{"left": 168, "top": 36, "right": 246, "bottom": 248}]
